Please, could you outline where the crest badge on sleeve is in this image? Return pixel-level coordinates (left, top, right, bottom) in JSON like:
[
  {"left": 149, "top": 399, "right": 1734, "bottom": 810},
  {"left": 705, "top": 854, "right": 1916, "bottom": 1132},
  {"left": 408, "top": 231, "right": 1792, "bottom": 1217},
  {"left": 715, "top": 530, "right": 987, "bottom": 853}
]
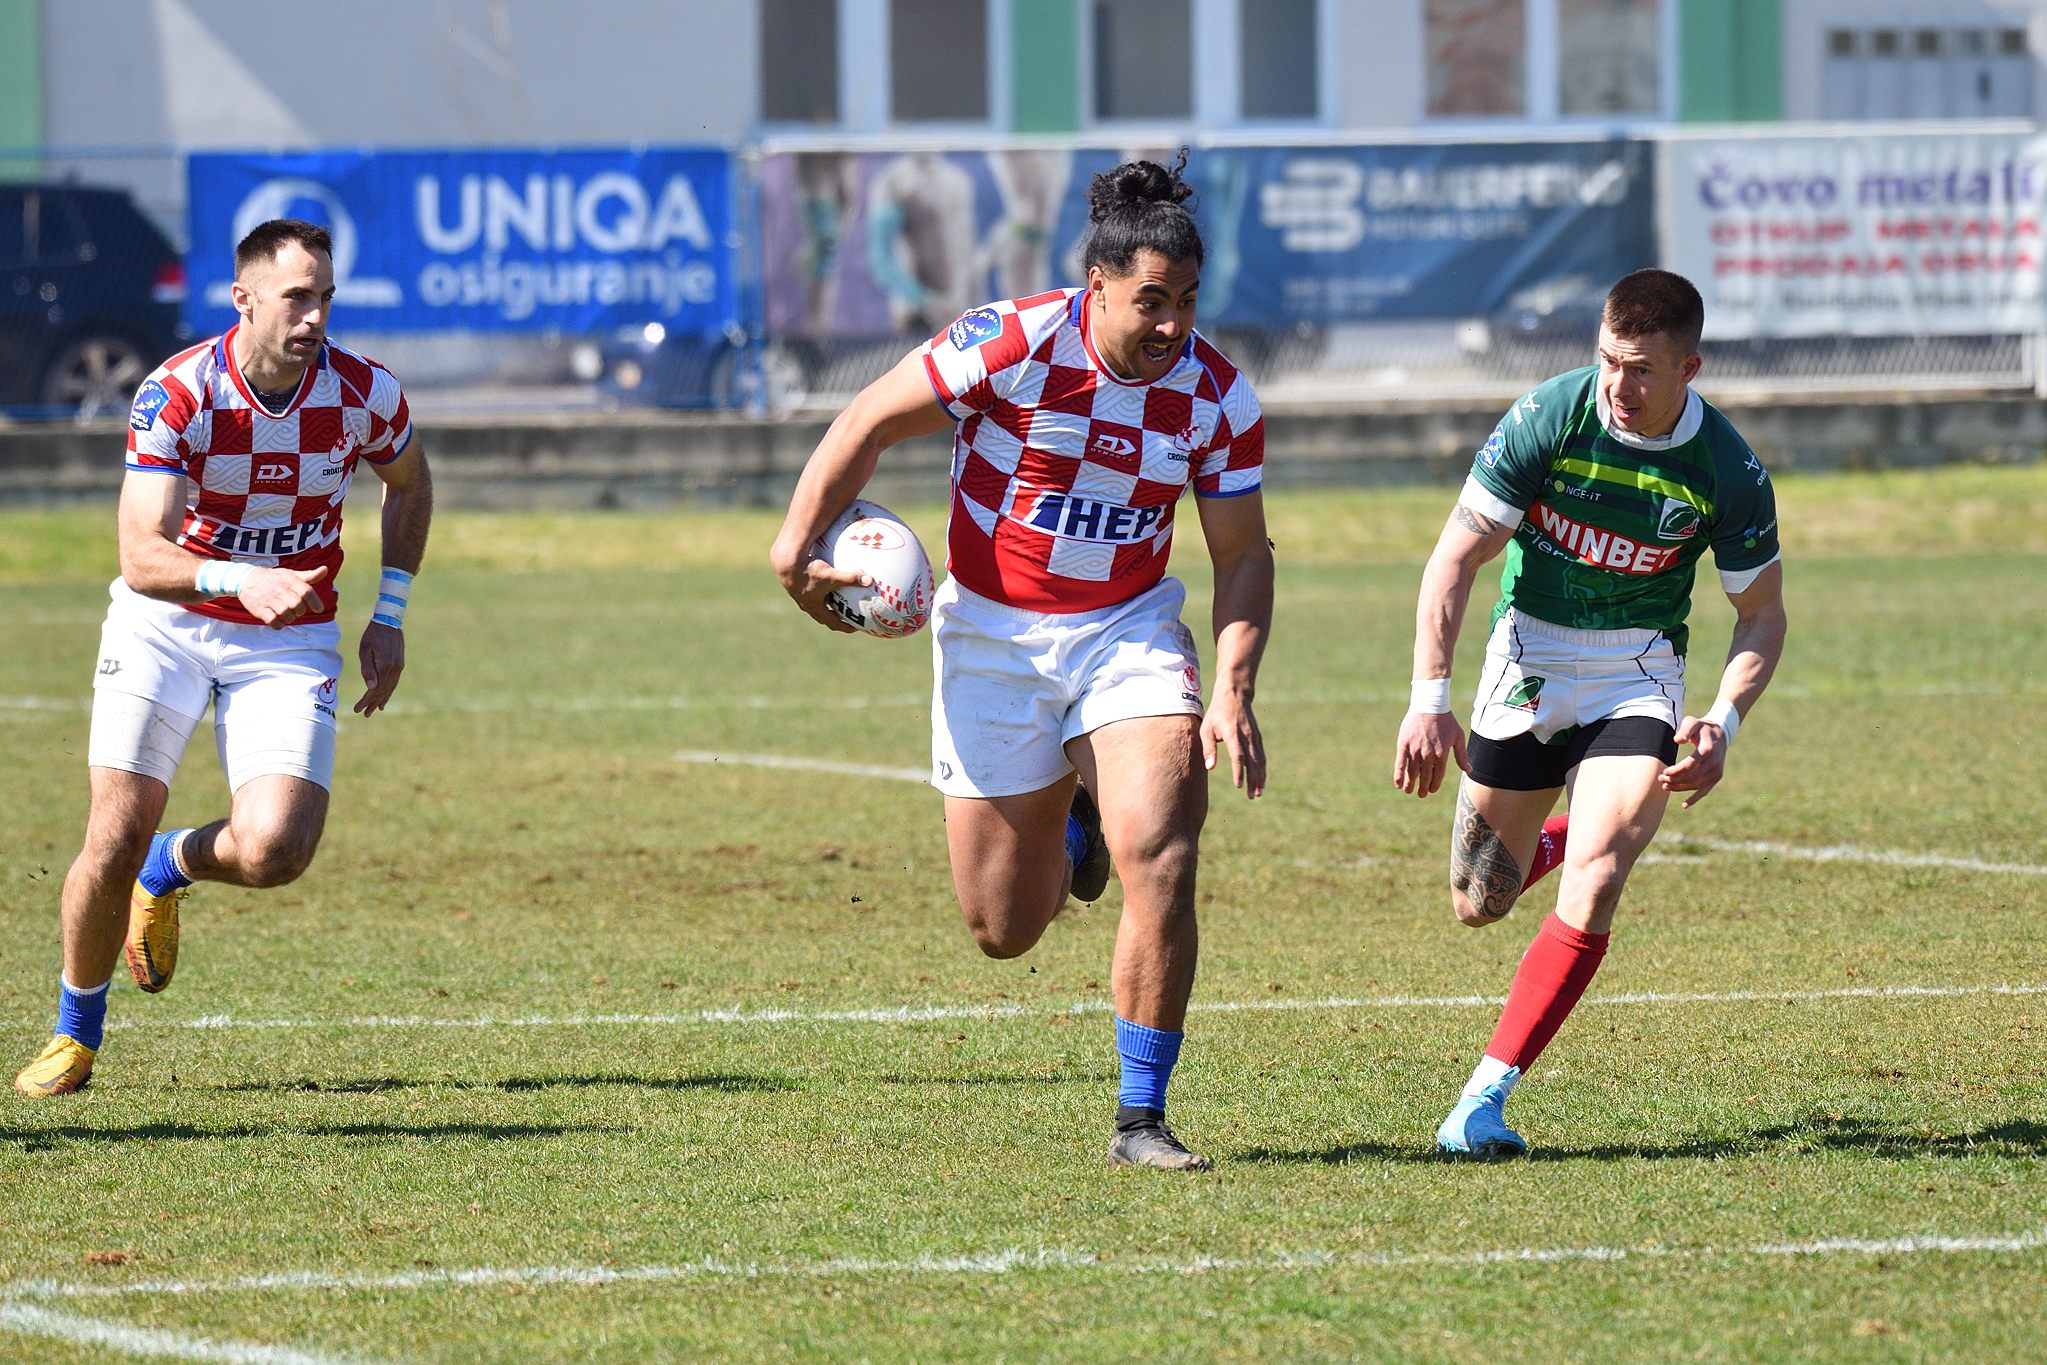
[
  {"left": 947, "top": 307, "right": 1002, "bottom": 351},
  {"left": 129, "top": 380, "right": 171, "bottom": 432}
]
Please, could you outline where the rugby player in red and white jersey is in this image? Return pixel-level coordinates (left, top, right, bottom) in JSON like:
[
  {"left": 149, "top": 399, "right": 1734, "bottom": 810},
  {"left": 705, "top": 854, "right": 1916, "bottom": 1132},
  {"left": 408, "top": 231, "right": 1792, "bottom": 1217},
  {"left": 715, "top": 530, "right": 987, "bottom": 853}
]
[
  {"left": 773, "top": 154, "right": 1272, "bottom": 1171},
  {"left": 15, "top": 219, "right": 434, "bottom": 1097}
]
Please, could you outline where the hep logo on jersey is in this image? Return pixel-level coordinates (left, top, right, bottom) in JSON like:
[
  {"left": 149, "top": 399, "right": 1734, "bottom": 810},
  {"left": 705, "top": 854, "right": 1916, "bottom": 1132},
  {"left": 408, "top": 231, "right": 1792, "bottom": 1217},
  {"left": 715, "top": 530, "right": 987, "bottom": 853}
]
[
  {"left": 130, "top": 380, "right": 172, "bottom": 431},
  {"left": 948, "top": 307, "right": 1002, "bottom": 351}
]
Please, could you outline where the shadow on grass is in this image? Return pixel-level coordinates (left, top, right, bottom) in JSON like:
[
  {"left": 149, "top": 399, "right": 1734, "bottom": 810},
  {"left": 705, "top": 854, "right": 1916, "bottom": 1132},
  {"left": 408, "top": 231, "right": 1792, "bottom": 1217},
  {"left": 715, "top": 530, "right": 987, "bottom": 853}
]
[
  {"left": 210, "top": 1072, "right": 794, "bottom": 1096},
  {"left": 1239, "top": 1117, "right": 2047, "bottom": 1166},
  {"left": 0, "top": 1118, "right": 622, "bottom": 1154}
]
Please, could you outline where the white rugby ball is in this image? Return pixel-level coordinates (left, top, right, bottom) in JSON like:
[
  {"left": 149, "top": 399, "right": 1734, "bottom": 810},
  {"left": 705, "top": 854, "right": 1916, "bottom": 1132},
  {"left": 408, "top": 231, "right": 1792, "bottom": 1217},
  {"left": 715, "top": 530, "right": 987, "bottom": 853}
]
[{"left": 812, "top": 499, "right": 935, "bottom": 638}]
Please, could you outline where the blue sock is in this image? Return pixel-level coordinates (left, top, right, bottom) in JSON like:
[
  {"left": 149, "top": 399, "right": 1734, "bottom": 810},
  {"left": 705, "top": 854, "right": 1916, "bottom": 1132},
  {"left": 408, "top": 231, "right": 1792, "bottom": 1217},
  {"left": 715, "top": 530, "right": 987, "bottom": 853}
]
[
  {"left": 138, "top": 829, "right": 194, "bottom": 897},
  {"left": 1115, "top": 1015, "right": 1184, "bottom": 1114},
  {"left": 1064, "top": 814, "right": 1087, "bottom": 869},
  {"left": 56, "top": 976, "right": 109, "bottom": 1051}
]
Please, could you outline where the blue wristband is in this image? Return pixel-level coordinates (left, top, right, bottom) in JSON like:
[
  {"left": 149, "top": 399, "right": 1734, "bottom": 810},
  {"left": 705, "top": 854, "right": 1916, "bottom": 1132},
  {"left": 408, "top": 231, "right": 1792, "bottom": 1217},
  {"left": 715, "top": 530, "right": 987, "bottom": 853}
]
[{"left": 194, "top": 560, "right": 254, "bottom": 597}]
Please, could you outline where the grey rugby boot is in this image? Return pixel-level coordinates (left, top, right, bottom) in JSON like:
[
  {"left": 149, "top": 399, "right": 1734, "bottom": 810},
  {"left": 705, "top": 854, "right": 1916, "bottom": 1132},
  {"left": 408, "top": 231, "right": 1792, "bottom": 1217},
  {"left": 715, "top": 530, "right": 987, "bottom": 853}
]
[
  {"left": 1068, "top": 782, "right": 1111, "bottom": 902},
  {"left": 1107, "top": 1111, "right": 1212, "bottom": 1171}
]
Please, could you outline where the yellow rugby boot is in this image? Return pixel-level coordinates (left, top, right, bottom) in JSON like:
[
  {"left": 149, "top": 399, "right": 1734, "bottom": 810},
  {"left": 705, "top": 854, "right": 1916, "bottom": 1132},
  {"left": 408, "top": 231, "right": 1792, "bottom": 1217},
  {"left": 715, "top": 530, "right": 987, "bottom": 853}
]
[
  {"left": 126, "top": 878, "right": 187, "bottom": 993},
  {"left": 14, "top": 1034, "right": 96, "bottom": 1096}
]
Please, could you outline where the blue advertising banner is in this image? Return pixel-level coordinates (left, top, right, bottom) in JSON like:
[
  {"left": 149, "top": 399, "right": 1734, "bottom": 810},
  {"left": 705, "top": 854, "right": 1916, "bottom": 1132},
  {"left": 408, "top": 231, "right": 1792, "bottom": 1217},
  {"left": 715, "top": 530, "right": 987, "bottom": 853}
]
[
  {"left": 1216, "top": 139, "right": 1655, "bottom": 324},
  {"left": 755, "top": 141, "right": 1652, "bottom": 338},
  {"left": 186, "top": 148, "right": 737, "bottom": 334}
]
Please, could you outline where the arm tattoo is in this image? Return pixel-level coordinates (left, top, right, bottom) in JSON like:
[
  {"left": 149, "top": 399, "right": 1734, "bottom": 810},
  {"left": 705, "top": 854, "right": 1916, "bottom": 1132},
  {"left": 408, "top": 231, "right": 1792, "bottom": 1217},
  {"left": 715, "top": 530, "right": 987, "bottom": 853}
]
[
  {"left": 1452, "top": 503, "right": 1502, "bottom": 536},
  {"left": 1451, "top": 787, "right": 1522, "bottom": 921}
]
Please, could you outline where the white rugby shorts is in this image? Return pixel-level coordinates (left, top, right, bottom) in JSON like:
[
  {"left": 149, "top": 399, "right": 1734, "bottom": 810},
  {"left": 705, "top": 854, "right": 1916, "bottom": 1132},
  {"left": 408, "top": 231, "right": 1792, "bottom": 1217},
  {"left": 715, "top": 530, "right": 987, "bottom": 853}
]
[
  {"left": 1470, "top": 608, "right": 1685, "bottom": 744},
  {"left": 87, "top": 581, "right": 342, "bottom": 790},
  {"left": 930, "top": 575, "right": 1205, "bottom": 799}
]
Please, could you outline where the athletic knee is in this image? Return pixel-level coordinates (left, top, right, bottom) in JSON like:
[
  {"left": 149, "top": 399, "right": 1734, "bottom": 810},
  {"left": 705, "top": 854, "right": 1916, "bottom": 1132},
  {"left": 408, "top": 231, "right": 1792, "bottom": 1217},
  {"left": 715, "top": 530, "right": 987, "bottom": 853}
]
[
  {"left": 963, "top": 911, "right": 1042, "bottom": 960},
  {"left": 1106, "top": 824, "right": 1198, "bottom": 895},
  {"left": 1450, "top": 885, "right": 1514, "bottom": 928},
  {"left": 235, "top": 829, "right": 320, "bottom": 887}
]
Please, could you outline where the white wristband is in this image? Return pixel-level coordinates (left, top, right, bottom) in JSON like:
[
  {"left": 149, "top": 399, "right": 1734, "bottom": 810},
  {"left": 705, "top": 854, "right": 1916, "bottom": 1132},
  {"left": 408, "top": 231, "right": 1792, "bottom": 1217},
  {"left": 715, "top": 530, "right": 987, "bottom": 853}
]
[
  {"left": 1408, "top": 678, "right": 1452, "bottom": 714},
  {"left": 1704, "top": 697, "right": 1741, "bottom": 746},
  {"left": 372, "top": 567, "right": 414, "bottom": 630},
  {"left": 194, "top": 560, "right": 254, "bottom": 598}
]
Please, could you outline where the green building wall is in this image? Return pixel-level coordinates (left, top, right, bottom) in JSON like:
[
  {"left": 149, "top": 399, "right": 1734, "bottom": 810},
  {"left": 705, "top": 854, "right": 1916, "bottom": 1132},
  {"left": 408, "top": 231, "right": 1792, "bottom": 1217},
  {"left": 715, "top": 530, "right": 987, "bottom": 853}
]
[
  {"left": 1010, "top": 0, "right": 1080, "bottom": 133},
  {"left": 1679, "top": 0, "right": 1782, "bottom": 123},
  {"left": 0, "top": 0, "right": 41, "bottom": 177}
]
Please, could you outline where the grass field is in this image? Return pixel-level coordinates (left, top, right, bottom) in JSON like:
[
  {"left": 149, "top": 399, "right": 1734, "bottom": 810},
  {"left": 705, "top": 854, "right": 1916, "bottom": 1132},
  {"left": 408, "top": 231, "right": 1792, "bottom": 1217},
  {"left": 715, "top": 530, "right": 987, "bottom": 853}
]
[{"left": 2, "top": 465, "right": 2044, "bottom": 1363}]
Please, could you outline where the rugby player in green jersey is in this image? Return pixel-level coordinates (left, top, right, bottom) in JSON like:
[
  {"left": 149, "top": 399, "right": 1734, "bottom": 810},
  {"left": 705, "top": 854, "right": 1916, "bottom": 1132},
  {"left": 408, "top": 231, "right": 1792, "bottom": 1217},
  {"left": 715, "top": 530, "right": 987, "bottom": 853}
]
[{"left": 1391, "top": 269, "right": 1788, "bottom": 1158}]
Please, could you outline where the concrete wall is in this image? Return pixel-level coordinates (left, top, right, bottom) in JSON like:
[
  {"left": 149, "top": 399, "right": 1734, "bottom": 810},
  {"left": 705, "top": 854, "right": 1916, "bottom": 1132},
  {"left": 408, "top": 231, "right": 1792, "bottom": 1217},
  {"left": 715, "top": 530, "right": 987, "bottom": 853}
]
[{"left": 6, "top": 394, "right": 2040, "bottom": 510}]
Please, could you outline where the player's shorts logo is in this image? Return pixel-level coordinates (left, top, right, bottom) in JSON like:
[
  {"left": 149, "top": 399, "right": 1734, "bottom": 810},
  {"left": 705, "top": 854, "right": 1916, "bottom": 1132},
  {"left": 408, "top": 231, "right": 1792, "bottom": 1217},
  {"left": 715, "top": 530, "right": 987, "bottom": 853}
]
[
  {"left": 948, "top": 307, "right": 1002, "bottom": 351},
  {"left": 1504, "top": 676, "right": 1544, "bottom": 711},
  {"left": 130, "top": 380, "right": 171, "bottom": 431},
  {"left": 1656, "top": 497, "right": 1702, "bottom": 541}
]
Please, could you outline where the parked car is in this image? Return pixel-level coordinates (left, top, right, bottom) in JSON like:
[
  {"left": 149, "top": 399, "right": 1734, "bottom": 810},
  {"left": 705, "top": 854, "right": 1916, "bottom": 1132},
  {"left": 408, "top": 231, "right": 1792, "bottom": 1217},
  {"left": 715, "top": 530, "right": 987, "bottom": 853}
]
[{"left": 0, "top": 182, "right": 189, "bottom": 420}]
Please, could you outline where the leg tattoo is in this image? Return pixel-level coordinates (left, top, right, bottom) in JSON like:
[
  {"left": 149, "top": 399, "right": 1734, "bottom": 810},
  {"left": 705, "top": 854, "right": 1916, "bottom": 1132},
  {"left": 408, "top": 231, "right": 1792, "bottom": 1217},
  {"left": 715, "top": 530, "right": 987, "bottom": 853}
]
[{"left": 1452, "top": 789, "right": 1523, "bottom": 921}]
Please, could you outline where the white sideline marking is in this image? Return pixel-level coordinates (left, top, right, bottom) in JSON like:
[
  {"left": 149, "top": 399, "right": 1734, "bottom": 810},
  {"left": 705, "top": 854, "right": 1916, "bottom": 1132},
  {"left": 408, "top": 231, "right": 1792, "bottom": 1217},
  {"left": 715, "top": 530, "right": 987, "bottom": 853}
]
[
  {"left": 1667, "top": 837, "right": 2047, "bottom": 878},
  {"left": 9, "top": 1229, "right": 2043, "bottom": 1302},
  {"left": 0, "top": 1301, "right": 353, "bottom": 1364},
  {"left": 673, "top": 748, "right": 2047, "bottom": 878},
  {"left": 674, "top": 749, "right": 928, "bottom": 783},
  {"left": 22, "top": 978, "right": 2038, "bottom": 1037}
]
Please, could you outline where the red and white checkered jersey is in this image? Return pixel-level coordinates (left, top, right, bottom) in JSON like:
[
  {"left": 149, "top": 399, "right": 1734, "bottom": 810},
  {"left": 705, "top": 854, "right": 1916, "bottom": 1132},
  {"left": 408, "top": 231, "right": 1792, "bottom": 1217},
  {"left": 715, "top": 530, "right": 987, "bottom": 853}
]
[
  {"left": 920, "top": 289, "right": 1263, "bottom": 613},
  {"left": 124, "top": 326, "right": 413, "bottom": 626}
]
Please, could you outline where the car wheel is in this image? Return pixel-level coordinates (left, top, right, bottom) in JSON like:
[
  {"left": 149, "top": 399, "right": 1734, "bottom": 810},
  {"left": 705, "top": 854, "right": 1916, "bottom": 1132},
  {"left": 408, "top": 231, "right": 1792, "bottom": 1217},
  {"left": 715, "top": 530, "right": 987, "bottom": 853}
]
[{"left": 40, "top": 332, "right": 153, "bottom": 419}]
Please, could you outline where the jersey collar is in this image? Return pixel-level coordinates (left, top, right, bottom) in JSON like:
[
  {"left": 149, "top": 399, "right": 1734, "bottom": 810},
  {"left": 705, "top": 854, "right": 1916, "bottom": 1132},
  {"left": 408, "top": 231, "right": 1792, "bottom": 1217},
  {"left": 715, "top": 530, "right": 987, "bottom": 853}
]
[
  {"left": 1597, "top": 385, "right": 1702, "bottom": 450},
  {"left": 219, "top": 323, "right": 324, "bottom": 416}
]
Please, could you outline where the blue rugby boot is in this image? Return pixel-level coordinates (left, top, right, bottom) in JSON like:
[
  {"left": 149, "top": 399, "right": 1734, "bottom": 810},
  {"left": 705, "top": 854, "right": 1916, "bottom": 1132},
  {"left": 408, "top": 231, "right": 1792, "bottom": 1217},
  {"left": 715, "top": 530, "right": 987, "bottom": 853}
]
[{"left": 1435, "top": 1070, "right": 1528, "bottom": 1159}]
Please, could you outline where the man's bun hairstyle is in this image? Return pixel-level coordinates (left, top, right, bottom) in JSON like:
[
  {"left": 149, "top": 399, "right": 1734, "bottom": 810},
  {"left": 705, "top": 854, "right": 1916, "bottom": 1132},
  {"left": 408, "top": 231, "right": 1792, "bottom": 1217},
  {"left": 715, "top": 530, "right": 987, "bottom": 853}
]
[
  {"left": 1602, "top": 268, "right": 1704, "bottom": 354},
  {"left": 1079, "top": 148, "right": 1204, "bottom": 277}
]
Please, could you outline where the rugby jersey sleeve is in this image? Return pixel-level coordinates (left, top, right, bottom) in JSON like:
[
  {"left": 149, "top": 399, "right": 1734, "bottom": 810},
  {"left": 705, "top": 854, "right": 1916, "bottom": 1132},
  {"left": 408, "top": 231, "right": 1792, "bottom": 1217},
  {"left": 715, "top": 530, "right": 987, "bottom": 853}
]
[
  {"left": 124, "top": 373, "right": 196, "bottom": 474},
  {"left": 919, "top": 302, "right": 1032, "bottom": 420},
  {"left": 358, "top": 365, "right": 414, "bottom": 464},
  {"left": 1195, "top": 376, "right": 1252, "bottom": 499},
  {"left": 1709, "top": 437, "right": 1781, "bottom": 593},
  {"left": 1459, "top": 389, "right": 1552, "bottom": 528}
]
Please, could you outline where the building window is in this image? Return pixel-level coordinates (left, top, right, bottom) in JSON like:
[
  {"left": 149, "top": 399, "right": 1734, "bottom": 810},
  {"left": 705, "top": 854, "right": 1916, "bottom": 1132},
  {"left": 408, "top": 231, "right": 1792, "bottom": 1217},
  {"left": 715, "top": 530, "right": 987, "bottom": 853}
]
[
  {"left": 1821, "top": 24, "right": 2034, "bottom": 119},
  {"left": 1557, "top": 0, "right": 1660, "bottom": 116},
  {"left": 761, "top": 0, "right": 839, "bottom": 124},
  {"left": 1240, "top": 0, "right": 1319, "bottom": 120},
  {"left": 1426, "top": 0, "right": 1526, "bottom": 117},
  {"left": 1092, "top": 0, "right": 1192, "bottom": 120},
  {"left": 891, "top": 0, "right": 988, "bottom": 121}
]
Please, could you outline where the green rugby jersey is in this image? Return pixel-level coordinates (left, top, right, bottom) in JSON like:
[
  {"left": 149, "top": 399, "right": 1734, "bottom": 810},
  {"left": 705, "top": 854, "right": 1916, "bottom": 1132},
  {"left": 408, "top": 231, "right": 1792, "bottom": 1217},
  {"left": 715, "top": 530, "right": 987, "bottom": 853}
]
[{"left": 1466, "top": 367, "right": 1779, "bottom": 655}]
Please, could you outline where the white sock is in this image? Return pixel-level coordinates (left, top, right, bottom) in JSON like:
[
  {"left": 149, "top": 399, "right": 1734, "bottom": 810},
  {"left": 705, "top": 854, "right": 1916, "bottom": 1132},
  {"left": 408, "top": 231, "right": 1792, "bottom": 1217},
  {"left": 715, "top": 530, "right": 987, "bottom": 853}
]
[
  {"left": 1462, "top": 1054, "right": 1521, "bottom": 1100},
  {"left": 60, "top": 976, "right": 110, "bottom": 997}
]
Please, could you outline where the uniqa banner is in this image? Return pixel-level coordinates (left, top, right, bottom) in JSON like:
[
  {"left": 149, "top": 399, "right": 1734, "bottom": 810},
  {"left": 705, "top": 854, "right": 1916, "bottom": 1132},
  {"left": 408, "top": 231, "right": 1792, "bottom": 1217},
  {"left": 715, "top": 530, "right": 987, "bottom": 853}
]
[
  {"left": 185, "top": 148, "right": 738, "bottom": 334},
  {"left": 1658, "top": 129, "right": 2047, "bottom": 338}
]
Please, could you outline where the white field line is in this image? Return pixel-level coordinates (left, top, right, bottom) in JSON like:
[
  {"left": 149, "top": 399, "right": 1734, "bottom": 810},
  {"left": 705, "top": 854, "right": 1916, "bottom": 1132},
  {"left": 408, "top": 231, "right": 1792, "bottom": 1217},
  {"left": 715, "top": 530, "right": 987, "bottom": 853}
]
[
  {"left": 0, "top": 1301, "right": 356, "bottom": 1365},
  {"left": 8, "top": 678, "right": 2044, "bottom": 717},
  {"left": 18, "top": 978, "right": 2040, "bottom": 1037},
  {"left": 1666, "top": 837, "right": 2047, "bottom": 878},
  {"left": 674, "top": 749, "right": 928, "bottom": 783},
  {"left": 672, "top": 748, "right": 2047, "bottom": 879},
  {"left": 8, "top": 1229, "right": 2044, "bottom": 1303}
]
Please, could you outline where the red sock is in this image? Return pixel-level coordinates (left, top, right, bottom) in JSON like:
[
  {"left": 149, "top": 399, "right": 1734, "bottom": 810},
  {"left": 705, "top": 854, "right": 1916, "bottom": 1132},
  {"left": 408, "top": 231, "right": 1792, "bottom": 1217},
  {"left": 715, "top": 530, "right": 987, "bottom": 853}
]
[
  {"left": 1484, "top": 912, "right": 1608, "bottom": 1071},
  {"left": 1521, "top": 812, "right": 1570, "bottom": 891}
]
